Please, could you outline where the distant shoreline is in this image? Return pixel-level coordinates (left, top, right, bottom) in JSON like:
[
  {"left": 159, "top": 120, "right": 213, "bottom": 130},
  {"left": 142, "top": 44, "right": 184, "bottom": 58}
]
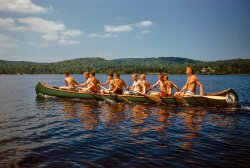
[{"left": 0, "top": 57, "right": 249, "bottom": 75}]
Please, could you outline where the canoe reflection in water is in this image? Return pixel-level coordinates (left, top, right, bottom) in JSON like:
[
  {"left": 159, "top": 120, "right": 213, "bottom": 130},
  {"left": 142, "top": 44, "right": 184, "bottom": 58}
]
[{"left": 35, "top": 98, "right": 240, "bottom": 155}]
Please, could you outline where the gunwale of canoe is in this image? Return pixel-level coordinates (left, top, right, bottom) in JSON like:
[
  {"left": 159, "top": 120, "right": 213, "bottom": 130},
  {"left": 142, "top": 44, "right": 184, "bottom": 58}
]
[{"left": 36, "top": 81, "right": 239, "bottom": 107}]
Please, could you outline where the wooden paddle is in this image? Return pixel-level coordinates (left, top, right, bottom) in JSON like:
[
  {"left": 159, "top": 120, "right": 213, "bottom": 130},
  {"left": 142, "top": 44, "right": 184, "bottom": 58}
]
[
  {"left": 136, "top": 91, "right": 164, "bottom": 104},
  {"left": 153, "top": 86, "right": 187, "bottom": 105},
  {"left": 98, "top": 85, "right": 131, "bottom": 103}
]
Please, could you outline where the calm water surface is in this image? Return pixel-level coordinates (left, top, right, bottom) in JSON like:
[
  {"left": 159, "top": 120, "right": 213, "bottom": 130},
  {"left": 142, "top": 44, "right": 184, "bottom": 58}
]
[{"left": 0, "top": 74, "right": 250, "bottom": 167}]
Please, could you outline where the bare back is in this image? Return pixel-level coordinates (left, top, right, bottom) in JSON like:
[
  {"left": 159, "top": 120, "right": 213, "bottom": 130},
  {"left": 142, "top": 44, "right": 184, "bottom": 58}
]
[
  {"left": 113, "top": 79, "right": 126, "bottom": 90},
  {"left": 65, "top": 76, "right": 77, "bottom": 87},
  {"left": 90, "top": 77, "right": 100, "bottom": 91}
]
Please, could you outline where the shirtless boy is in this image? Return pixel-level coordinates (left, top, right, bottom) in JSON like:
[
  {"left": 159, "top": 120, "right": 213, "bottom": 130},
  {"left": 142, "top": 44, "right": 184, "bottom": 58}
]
[
  {"left": 163, "top": 74, "right": 179, "bottom": 95},
  {"left": 84, "top": 72, "right": 100, "bottom": 93},
  {"left": 174, "top": 67, "right": 204, "bottom": 96},
  {"left": 76, "top": 71, "right": 91, "bottom": 92},
  {"left": 151, "top": 73, "right": 169, "bottom": 97},
  {"left": 59, "top": 72, "right": 78, "bottom": 91},
  {"left": 110, "top": 73, "right": 127, "bottom": 94},
  {"left": 99, "top": 73, "right": 115, "bottom": 94},
  {"left": 140, "top": 74, "right": 151, "bottom": 94},
  {"left": 125, "top": 73, "right": 144, "bottom": 95}
]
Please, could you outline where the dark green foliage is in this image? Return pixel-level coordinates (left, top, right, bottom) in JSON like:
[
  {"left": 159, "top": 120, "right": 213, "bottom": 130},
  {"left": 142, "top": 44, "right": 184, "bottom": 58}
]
[{"left": 0, "top": 57, "right": 249, "bottom": 74}]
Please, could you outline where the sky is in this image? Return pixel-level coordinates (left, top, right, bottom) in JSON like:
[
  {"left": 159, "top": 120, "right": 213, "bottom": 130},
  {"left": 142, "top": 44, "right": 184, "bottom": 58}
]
[{"left": 0, "top": 0, "right": 249, "bottom": 62}]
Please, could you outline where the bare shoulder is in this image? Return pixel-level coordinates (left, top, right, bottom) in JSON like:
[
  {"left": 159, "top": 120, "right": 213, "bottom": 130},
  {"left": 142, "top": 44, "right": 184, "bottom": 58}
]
[{"left": 192, "top": 75, "right": 199, "bottom": 81}]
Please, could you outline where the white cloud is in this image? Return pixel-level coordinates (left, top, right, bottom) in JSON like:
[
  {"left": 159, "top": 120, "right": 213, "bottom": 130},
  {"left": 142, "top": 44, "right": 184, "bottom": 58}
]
[
  {"left": 136, "top": 20, "right": 153, "bottom": 28},
  {"left": 104, "top": 25, "right": 133, "bottom": 33},
  {"left": 0, "top": 34, "right": 18, "bottom": 49},
  {"left": 0, "top": 18, "right": 15, "bottom": 28},
  {"left": 88, "top": 33, "right": 118, "bottom": 38},
  {"left": 42, "top": 34, "right": 58, "bottom": 41},
  {"left": 103, "top": 20, "right": 153, "bottom": 34},
  {"left": 0, "top": 0, "right": 49, "bottom": 13},
  {"left": 63, "top": 29, "right": 83, "bottom": 37},
  {"left": 0, "top": 17, "right": 83, "bottom": 45},
  {"left": 16, "top": 17, "right": 65, "bottom": 34},
  {"left": 58, "top": 36, "right": 79, "bottom": 45}
]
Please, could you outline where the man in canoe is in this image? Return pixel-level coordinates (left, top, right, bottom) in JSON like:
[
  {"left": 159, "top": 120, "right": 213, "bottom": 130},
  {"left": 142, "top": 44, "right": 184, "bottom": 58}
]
[
  {"left": 99, "top": 73, "right": 115, "bottom": 94},
  {"left": 151, "top": 73, "right": 170, "bottom": 97},
  {"left": 125, "top": 73, "right": 144, "bottom": 95},
  {"left": 163, "top": 74, "right": 180, "bottom": 94},
  {"left": 110, "top": 73, "right": 127, "bottom": 94},
  {"left": 83, "top": 72, "right": 100, "bottom": 93},
  {"left": 174, "top": 66, "right": 204, "bottom": 96},
  {"left": 59, "top": 72, "right": 78, "bottom": 91},
  {"left": 76, "top": 71, "right": 91, "bottom": 92},
  {"left": 140, "top": 74, "right": 151, "bottom": 94}
]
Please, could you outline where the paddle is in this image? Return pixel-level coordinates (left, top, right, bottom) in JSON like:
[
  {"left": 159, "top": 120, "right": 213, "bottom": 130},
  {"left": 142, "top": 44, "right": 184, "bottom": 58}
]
[
  {"left": 153, "top": 86, "right": 187, "bottom": 105},
  {"left": 98, "top": 85, "right": 131, "bottom": 103},
  {"left": 135, "top": 90, "right": 164, "bottom": 104}
]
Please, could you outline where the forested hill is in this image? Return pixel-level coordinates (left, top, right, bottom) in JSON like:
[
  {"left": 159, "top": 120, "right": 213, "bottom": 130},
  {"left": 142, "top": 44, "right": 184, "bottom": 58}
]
[{"left": 0, "top": 57, "right": 249, "bottom": 74}]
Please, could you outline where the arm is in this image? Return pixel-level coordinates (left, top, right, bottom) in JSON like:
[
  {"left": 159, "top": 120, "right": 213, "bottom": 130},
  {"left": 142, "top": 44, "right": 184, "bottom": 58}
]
[
  {"left": 152, "top": 80, "right": 160, "bottom": 87},
  {"left": 65, "top": 79, "right": 68, "bottom": 86},
  {"left": 195, "top": 79, "right": 204, "bottom": 96},
  {"left": 85, "top": 82, "right": 95, "bottom": 91},
  {"left": 129, "top": 83, "right": 135, "bottom": 90},
  {"left": 123, "top": 80, "right": 129, "bottom": 90},
  {"left": 172, "top": 82, "right": 180, "bottom": 92},
  {"left": 179, "top": 84, "right": 188, "bottom": 94},
  {"left": 175, "top": 83, "right": 187, "bottom": 96},
  {"left": 74, "top": 80, "right": 78, "bottom": 85},
  {"left": 77, "top": 81, "right": 88, "bottom": 87},
  {"left": 99, "top": 80, "right": 110, "bottom": 86}
]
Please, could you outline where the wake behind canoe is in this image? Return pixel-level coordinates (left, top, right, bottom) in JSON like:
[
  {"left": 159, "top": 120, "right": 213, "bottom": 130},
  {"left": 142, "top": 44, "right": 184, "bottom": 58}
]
[{"left": 36, "top": 82, "right": 239, "bottom": 107}]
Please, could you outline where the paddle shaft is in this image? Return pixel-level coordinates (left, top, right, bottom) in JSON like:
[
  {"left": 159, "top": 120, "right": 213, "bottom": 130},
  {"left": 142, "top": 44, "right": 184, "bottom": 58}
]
[{"left": 99, "top": 85, "right": 131, "bottom": 103}]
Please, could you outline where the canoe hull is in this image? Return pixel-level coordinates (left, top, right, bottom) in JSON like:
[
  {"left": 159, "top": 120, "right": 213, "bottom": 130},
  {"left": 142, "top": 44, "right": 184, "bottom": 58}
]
[{"left": 36, "top": 82, "right": 238, "bottom": 107}]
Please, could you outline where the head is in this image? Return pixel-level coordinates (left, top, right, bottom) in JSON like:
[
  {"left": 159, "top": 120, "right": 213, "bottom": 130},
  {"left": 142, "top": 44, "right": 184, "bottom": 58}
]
[
  {"left": 64, "top": 71, "right": 70, "bottom": 77},
  {"left": 158, "top": 73, "right": 164, "bottom": 81},
  {"left": 114, "top": 73, "right": 120, "bottom": 79},
  {"left": 132, "top": 73, "right": 138, "bottom": 81},
  {"left": 89, "top": 71, "right": 95, "bottom": 78},
  {"left": 107, "top": 73, "right": 113, "bottom": 80},
  {"left": 186, "top": 66, "right": 194, "bottom": 76},
  {"left": 140, "top": 74, "right": 146, "bottom": 80},
  {"left": 83, "top": 71, "right": 89, "bottom": 79},
  {"left": 164, "top": 74, "right": 169, "bottom": 81}
]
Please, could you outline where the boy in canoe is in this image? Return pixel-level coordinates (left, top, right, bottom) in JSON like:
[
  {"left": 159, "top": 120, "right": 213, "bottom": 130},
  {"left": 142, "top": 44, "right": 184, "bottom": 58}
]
[
  {"left": 76, "top": 71, "right": 91, "bottom": 92},
  {"left": 163, "top": 74, "right": 180, "bottom": 94},
  {"left": 99, "top": 73, "right": 115, "bottom": 94},
  {"left": 151, "top": 73, "right": 170, "bottom": 97},
  {"left": 110, "top": 73, "right": 127, "bottom": 94},
  {"left": 125, "top": 73, "right": 144, "bottom": 95},
  {"left": 59, "top": 72, "right": 78, "bottom": 91},
  {"left": 140, "top": 74, "right": 151, "bottom": 94},
  {"left": 174, "top": 66, "right": 204, "bottom": 96},
  {"left": 83, "top": 72, "right": 100, "bottom": 93}
]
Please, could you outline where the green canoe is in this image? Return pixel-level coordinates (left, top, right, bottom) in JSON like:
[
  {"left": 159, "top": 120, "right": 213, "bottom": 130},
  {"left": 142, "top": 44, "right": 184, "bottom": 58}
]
[{"left": 35, "top": 81, "right": 239, "bottom": 107}]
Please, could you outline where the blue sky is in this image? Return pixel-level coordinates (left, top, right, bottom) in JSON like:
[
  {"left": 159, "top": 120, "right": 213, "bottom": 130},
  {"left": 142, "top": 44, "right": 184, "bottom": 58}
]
[{"left": 0, "top": 0, "right": 249, "bottom": 62}]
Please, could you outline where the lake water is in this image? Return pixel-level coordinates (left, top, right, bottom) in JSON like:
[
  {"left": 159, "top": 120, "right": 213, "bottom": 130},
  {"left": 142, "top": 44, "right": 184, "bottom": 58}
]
[{"left": 0, "top": 74, "right": 250, "bottom": 167}]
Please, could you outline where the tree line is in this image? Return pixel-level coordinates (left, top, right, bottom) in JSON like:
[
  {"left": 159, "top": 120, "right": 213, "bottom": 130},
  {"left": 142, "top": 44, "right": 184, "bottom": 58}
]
[{"left": 0, "top": 57, "right": 249, "bottom": 75}]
